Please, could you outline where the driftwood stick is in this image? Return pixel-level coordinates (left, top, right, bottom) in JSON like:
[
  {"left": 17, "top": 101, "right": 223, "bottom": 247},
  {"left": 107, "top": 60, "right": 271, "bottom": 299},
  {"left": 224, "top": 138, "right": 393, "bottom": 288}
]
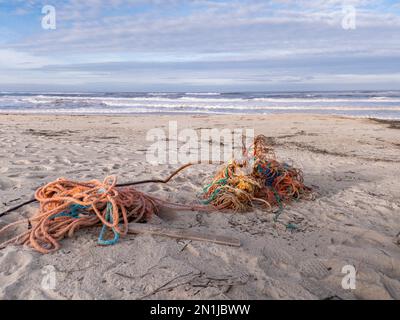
[
  {"left": 0, "top": 199, "right": 37, "bottom": 218},
  {"left": 128, "top": 223, "right": 241, "bottom": 247},
  {"left": 116, "top": 163, "right": 194, "bottom": 187},
  {"left": 0, "top": 163, "right": 198, "bottom": 218}
]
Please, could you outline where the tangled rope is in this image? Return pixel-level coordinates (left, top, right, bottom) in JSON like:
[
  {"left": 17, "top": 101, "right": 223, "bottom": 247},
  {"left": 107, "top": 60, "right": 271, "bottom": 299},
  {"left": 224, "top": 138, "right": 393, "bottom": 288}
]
[
  {"left": 202, "top": 135, "right": 313, "bottom": 215},
  {"left": 0, "top": 176, "right": 205, "bottom": 254}
]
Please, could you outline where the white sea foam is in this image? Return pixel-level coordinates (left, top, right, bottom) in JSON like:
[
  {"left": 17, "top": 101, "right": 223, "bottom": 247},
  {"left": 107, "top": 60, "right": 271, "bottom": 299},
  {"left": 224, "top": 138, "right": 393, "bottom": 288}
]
[{"left": 1, "top": 92, "right": 400, "bottom": 119}]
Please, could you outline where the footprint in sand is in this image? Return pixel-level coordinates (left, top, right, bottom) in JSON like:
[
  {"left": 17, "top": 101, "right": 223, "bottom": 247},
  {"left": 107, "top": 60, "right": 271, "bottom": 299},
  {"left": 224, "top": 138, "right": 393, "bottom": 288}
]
[
  {"left": 298, "top": 259, "right": 331, "bottom": 280},
  {"left": 262, "top": 278, "right": 315, "bottom": 300},
  {"left": 0, "top": 247, "right": 34, "bottom": 299},
  {"left": 261, "top": 240, "right": 296, "bottom": 266},
  {"left": 381, "top": 275, "right": 400, "bottom": 300},
  {"left": 0, "top": 167, "right": 8, "bottom": 174},
  {"left": 12, "top": 159, "right": 32, "bottom": 166},
  {"left": 300, "top": 278, "right": 336, "bottom": 299},
  {"left": 147, "top": 184, "right": 162, "bottom": 193},
  {"left": 111, "top": 163, "right": 121, "bottom": 170},
  {"left": 0, "top": 177, "right": 14, "bottom": 191}
]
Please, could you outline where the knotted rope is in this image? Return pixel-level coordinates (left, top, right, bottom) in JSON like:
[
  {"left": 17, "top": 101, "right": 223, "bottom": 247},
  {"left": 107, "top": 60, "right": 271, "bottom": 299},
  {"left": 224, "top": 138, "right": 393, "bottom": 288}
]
[
  {"left": 0, "top": 175, "right": 206, "bottom": 254},
  {"left": 201, "top": 135, "right": 313, "bottom": 214}
]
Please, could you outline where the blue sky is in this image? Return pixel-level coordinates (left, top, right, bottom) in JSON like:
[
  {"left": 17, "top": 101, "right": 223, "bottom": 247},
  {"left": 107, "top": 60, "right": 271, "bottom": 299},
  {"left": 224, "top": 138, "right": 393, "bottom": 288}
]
[{"left": 0, "top": 0, "right": 399, "bottom": 92}]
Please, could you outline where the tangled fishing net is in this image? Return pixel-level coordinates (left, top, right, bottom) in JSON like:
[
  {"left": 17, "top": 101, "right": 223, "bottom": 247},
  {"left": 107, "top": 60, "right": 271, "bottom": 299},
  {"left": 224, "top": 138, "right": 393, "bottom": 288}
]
[
  {"left": 201, "top": 135, "right": 313, "bottom": 214},
  {"left": 0, "top": 176, "right": 203, "bottom": 254}
]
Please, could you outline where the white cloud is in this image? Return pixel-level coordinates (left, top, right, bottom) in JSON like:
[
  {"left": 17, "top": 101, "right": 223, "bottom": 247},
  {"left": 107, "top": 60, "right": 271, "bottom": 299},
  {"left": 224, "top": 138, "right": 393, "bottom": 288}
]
[
  {"left": 0, "top": 0, "right": 399, "bottom": 90},
  {"left": 0, "top": 49, "right": 58, "bottom": 69}
]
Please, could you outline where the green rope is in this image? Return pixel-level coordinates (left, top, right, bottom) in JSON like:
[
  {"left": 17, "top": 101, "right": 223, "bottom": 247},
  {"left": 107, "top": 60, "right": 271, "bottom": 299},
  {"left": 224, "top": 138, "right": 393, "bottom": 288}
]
[
  {"left": 286, "top": 223, "right": 298, "bottom": 231},
  {"left": 97, "top": 202, "right": 120, "bottom": 246},
  {"left": 51, "top": 204, "right": 90, "bottom": 220},
  {"left": 202, "top": 166, "right": 231, "bottom": 204},
  {"left": 272, "top": 188, "right": 283, "bottom": 222}
]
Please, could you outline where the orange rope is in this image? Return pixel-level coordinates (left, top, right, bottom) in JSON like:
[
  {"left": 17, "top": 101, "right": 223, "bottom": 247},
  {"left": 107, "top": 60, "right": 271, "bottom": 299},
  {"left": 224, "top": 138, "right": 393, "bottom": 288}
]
[
  {"left": 202, "top": 135, "right": 313, "bottom": 213},
  {"left": 0, "top": 175, "right": 207, "bottom": 254}
]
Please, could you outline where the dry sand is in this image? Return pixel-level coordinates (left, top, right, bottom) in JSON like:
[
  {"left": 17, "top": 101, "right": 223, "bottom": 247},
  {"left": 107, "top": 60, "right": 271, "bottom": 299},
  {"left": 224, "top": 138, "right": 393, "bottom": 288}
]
[{"left": 0, "top": 114, "right": 399, "bottom": 300}]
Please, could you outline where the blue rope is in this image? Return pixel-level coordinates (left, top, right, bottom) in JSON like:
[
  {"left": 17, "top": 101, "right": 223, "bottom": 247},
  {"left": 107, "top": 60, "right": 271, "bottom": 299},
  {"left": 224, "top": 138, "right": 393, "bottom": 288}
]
[
  {"left": 257, "top": 163, "right": 282, "bottom": 187},
  {"left": 286, "top": 223, "right": 298, "bottom": 231},
  {"left": 272, "top": 188, "right": 284, "bottom": 222},
  {"left": 97, "top": 202, "right": 120, "bottom": 246},
  {"left": 51, "top": 204, "right": 90, "bottom": 220}
]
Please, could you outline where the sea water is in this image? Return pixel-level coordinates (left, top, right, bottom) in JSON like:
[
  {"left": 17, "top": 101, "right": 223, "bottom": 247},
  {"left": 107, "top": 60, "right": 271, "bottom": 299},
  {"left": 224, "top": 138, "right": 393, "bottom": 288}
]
[{"left": 0, "top": 91, "right": 399, "bottom": 119}]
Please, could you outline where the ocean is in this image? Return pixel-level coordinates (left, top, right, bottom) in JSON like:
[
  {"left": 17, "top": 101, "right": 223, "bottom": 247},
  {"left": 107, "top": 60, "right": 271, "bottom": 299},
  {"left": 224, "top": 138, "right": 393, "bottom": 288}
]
[{"left": 0, "top": 91, "right": 400, "bottom": 119}]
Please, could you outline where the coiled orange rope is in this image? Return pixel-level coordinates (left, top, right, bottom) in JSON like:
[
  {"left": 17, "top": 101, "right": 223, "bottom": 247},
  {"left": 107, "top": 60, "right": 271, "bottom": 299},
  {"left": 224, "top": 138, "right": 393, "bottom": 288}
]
[{"left": 0, "top": 175, "right": 206, "bottom": 254}]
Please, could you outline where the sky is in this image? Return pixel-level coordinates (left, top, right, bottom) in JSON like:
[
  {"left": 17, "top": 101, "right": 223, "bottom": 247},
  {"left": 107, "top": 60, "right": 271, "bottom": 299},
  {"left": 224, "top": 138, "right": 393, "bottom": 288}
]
[{"left": 0, "top": 0, "right": 399, "bottom": 92}]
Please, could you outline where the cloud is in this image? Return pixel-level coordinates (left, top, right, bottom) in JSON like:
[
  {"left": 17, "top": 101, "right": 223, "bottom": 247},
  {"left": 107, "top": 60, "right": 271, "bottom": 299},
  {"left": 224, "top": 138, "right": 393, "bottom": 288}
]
[
  {"left": 15, "top": 5, "right": 400, "bottom": 60},
  {"left": 0, "top": 49, "right": 57, "bottom": 68},
  {"left": 0, "top": 0, "right": 399, "bottom": 91}
]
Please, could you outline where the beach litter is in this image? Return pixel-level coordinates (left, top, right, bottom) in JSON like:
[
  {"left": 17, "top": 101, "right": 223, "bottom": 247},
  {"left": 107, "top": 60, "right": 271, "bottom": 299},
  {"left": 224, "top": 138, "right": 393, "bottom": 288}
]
[
  {"left": 0, "top": 135, "right": 313, "bottom": 254},
  {"left": 201, "top": 135, "right": 313, "bottom": 219},
  {"left": 0, "top": 165, "right": 214, "bottom": 254}
]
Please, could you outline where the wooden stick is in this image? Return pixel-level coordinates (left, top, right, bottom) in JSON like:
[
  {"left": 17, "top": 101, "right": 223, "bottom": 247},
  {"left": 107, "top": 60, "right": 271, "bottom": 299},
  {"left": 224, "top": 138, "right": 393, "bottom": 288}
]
[
  {"left": 0, "top": 199, "right": 37, "bottom": 218},
  {"left": 116, "top": 163, "right": 194, "bottom": 187},
  {"left": 128, "top": 223, "right": 241, "bottom": 247}
]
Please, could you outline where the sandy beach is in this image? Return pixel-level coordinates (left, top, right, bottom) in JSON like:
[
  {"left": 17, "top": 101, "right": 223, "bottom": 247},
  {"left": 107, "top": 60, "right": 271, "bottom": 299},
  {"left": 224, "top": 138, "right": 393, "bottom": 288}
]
[{"left": 0, "top": 113, "right": 399, "bottom": 300}]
